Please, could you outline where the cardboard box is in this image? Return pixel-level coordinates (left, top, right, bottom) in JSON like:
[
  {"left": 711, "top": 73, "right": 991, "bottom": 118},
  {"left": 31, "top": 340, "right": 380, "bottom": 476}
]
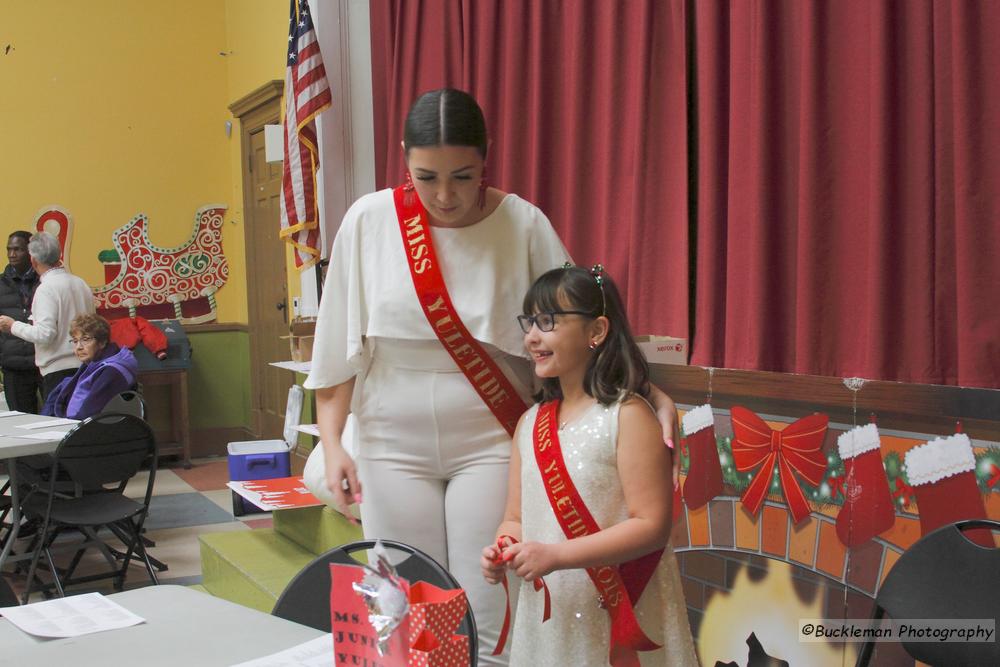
[
  {"left": 283, "top": 318, "right": 316, "bottom": 363},
  {"left": 635, "top": 335, "right": 688, "bottom": 365}
]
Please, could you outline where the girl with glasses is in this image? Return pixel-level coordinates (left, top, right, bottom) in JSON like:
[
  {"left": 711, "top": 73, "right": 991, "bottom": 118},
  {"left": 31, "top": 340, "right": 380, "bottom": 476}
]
[{"left": 482, "top": 265, "right": 697, "bottom": 666}]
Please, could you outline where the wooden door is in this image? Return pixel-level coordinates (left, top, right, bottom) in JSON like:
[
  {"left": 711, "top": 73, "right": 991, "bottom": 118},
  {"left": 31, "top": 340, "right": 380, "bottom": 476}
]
[{"left": 231, "top": 82, "right": 292, "bottom": 439}]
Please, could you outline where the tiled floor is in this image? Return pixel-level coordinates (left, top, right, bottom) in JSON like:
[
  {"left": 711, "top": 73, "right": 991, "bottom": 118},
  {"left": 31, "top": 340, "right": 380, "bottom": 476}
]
[{"left": 2, "top": 454, "right": 305, "bottom": 602}]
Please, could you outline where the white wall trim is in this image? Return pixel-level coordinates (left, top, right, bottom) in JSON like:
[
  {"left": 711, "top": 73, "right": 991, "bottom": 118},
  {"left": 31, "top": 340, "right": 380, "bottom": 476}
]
[{"left": 305, "top": 0, "right": 375, "bottom": 312}]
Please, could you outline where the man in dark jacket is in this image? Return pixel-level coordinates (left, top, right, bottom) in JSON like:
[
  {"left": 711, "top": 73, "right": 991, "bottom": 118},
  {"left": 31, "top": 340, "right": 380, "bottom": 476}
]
[{"left": 0, "top": 231, "right": 41, "bottom": 412}]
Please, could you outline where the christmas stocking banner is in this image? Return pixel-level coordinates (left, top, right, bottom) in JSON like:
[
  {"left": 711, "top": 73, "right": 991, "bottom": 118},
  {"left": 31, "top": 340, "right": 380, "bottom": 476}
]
[
  {"left": 682, "top": 404, "right": 723, "bottom": 510},
  {"left": 905, "top": 433, "right": 992, "bottom": 547},
  {"left": 835, "top": 424, "right": 895, "bottom": 547}
]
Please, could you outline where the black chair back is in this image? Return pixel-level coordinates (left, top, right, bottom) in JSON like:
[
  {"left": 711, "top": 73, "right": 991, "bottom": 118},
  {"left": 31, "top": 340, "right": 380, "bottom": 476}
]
[
  {"left": 20, "top": 413, "right": 159, "bottom": 601},
  {"left": 273, "top": 539, "right": 477, "bottom": 664},
  {"left": 857, "top": 519, "right": 1000, "bottom": 666},
  {"left": 52, "top": 413, "right": 155, "bottom": 496},
  {"left": 101, "top": 390, "right": 146, "bottom": 420}
]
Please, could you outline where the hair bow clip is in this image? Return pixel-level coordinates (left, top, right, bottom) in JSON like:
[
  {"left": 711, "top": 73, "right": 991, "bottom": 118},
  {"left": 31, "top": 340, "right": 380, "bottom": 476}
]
[
  {"left": 562, "top": 261, "right": 574, "bottom": 269},
  {"left": 590, "top": 264, "right": 605, "bottom": 286}
]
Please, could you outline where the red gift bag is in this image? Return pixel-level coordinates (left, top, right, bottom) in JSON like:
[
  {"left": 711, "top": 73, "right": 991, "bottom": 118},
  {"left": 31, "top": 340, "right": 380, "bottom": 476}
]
[
  {"left": 329, "top": 564, "right": 470, "bottom": 667},
  {"left": 406, "top": 581, "right": 470, "bottom": 667},
  {"left": 329, "top": 563, "right": 410, "bottom": 667}
]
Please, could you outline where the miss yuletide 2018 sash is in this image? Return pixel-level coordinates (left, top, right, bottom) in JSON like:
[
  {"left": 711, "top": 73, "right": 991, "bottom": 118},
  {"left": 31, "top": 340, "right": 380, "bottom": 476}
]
[
  {"left": 393, "top": 186, "right": 528, "bottom": 436},
  {"left": 534, "top": 400, "right": 663, "bottom": 667}
]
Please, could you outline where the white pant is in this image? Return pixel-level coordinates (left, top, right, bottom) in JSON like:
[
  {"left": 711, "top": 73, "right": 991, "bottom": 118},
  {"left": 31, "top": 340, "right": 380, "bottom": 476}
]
[{"left": 356, "top": 339, "right": 530, "bottom": 666}]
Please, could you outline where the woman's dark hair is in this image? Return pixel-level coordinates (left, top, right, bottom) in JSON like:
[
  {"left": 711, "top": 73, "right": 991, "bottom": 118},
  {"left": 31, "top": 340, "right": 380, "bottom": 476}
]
[
  {"left": 523, "top": 265, "right": 650, "bottom": 405},
  {"left": 403, "top": 88, "right": 488, "bottom": 158}
]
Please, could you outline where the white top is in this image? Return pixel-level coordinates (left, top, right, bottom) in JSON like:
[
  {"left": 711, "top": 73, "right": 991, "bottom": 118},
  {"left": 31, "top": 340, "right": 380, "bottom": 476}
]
[
  {"left": 10, "top": 267, "right": 96, "bottom": 375},
  {"left": 305, "top": 189, "right": 570, "bottom": 389}
]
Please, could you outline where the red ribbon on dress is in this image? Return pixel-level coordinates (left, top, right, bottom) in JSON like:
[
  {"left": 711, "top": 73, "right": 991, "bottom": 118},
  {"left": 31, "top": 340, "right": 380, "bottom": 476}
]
[
  {"left": 730, "top": 406, "right": 829, "bottom": 524},
  {"left": 491, "top": 535, "right": 551, "bottom": 656},
  {"left": 393, "top": 186, "right": 528, "bottom": 437},
  {"left": 533, "top": 401, "right": 661, "bottom": 667}
]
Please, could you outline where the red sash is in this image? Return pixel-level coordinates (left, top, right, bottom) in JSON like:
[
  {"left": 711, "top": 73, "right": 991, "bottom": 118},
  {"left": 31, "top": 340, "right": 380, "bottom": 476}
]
[
  {"left": 533, "top": 400, "right": 662, "bottom": 666},
  {"left": 393, "top": 186, "right": 528, "bottom": 436}
]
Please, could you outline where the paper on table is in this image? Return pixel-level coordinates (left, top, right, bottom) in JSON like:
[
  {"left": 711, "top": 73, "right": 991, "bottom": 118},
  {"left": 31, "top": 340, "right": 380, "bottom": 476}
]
[
  {"left": 0, "top": 410, "right": 25, "bottom": 418},
  {"left": 0, "top": 592, "right": 145, "bottom": 638},
  {"left": 17, "top": 431, "right": 76, "bottom": 440},
  {"left": 17, "top": 418, "right": 78, "bottom": 430},
  {"left": 229, "top": 634, "right": 333, "bottom": 666}
]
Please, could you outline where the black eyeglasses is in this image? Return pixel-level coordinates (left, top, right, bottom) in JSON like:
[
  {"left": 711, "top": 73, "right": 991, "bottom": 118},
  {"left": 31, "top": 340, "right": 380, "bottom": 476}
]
[{"left": 517, "top": 310, "right": 594, "bottom": 333}]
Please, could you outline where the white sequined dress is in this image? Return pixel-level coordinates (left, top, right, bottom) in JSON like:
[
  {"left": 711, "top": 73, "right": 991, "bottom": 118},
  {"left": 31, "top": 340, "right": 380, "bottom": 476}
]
[{"left": 509, "top": 400, "right": 699, "bottom": 666}]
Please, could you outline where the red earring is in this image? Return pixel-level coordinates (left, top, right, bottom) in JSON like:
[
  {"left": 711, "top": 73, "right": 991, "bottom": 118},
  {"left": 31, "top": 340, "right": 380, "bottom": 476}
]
[
  {"left": 403, "top": 170, "right": 415, "bottom": 206},
  {"left": 478, "top": 166, "right": 488, "bottom": 210}
]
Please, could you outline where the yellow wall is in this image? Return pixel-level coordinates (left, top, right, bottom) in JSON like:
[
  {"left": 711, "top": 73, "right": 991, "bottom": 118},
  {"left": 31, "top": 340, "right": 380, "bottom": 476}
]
[
  {"left": 223, "top": 0, "right": 291, "bottom": 318},
  {"left": 0, "top": 0, "right": 290, "bottom": 325}
]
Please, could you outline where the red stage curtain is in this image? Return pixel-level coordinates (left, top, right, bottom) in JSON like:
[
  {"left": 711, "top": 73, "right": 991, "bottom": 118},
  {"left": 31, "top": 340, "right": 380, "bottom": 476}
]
[
  {"left": 691, "top": 0, "right": 1000, "bottom": 388},
  {"left": 369, "top": 1, "right": 999, "bottom": 388},
  {"left": 369, "top": 0, "right": 690, "bottom": 338}
]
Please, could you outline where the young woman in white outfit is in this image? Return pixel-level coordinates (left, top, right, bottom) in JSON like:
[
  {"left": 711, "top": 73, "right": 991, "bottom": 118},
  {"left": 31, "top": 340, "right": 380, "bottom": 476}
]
[{"left": 306, "top": 89, "right": 681, "bottom": 665}]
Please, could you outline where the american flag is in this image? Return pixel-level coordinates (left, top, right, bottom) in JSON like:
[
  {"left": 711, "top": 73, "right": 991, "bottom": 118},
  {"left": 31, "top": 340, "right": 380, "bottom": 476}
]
[{"left": 280, "top": 0, "right": 331, "bottom": 270}]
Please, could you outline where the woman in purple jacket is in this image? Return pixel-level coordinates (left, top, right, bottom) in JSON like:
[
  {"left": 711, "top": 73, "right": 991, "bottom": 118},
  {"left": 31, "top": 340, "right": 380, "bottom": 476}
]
[{"left": 42, "top": 314, "right": 137, "bottom": 420}]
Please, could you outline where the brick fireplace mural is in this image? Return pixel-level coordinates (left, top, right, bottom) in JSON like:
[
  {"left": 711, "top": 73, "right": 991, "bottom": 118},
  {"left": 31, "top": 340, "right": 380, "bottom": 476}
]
[{"left": 673, "top": 406, "right": 1000, "bottom": 666}]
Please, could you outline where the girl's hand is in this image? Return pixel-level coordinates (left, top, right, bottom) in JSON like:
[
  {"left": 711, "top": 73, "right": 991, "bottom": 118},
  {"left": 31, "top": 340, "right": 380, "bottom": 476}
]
[
  {"left": 323, "top": 442, "right": 361, "bottom": 518},
  {"left": 503, "top": 541, "right": 559, "bottom": 582},
  {"left": 481, "top": 545, "right": 506, "bottom": 584}
]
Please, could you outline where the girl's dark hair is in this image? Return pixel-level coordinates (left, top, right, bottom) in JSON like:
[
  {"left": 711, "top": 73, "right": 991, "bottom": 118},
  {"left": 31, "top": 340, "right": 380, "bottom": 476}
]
[
  {"left": 403, "top": 88, "right": 488, "bottom": 158},
  {"left": 523, "top": 266, "right": 650, "bottom": 405}
]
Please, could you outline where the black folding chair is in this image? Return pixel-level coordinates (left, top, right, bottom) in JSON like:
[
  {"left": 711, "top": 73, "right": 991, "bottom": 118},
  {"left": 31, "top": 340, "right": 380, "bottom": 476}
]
[
  {"left": 102, "top": 390, "right": 147, "bottom": 420},
  {"left": 273, "top": 539, "right": 478, "bottom": 665},
  {"left": 18, "top": 413, "right": 160, "bottom": 602},
  {"left": 856, "top": 518, "right": 1000, "bottom": 666},
  {"left": 98, "top": 391, "right": 168, "bottom": 573}
]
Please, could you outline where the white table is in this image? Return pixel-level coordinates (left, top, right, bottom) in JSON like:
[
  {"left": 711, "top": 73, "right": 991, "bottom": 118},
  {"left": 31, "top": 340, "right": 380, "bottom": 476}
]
[
  {"left": 0, "top": 585, "right": 327, "bottom": 665},
  {"left": 0, "top": 413, "right": 79, "bottom": 571}
]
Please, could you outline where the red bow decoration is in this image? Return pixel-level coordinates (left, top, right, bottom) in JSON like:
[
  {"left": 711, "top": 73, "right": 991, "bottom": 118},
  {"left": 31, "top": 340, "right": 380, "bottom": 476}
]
[
  {"left": 827, "top": 474, "right": 847, "bottom": 501},
  {"left": 891, "top": 478, "right": 914, "bottom": 508},
  {"left": 987, "top": 463, "right": 1000, "bottom": 489},
  {"left": 730, "top": 406, "right": 829, "bottom": 524}
]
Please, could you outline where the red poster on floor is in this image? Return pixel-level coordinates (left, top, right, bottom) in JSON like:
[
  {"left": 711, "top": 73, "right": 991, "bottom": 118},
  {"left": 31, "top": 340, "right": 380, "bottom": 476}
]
[{"left": 226, "top": 476, "right": 323, "bottom": 510}]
